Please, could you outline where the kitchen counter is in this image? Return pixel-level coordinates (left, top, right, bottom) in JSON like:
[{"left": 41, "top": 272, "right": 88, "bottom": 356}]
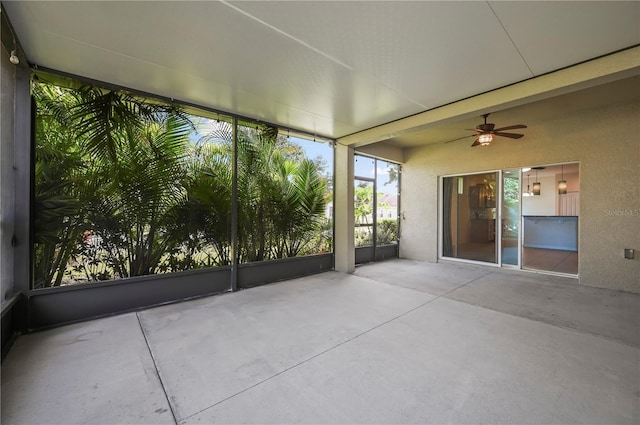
[{"left": 523, "top": 216, "right": 578, "bottom": 251}]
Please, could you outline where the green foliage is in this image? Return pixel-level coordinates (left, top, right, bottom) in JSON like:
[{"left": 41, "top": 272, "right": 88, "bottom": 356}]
[
  {"left": 353, "top": 181, "right": 399, "bottom": 247},
  {"left": 503, "top": 176, "right": 520, "bottom": 209},
  {"left": 354, "top": 183, "right": 373, "bottom": 225},
  {"left": 33, "top": 80, "right": 331, "bottom": 287},
  {"left": 32, "top": 83, "right": 88, "bottom": 288},
  {"left": 236, "top": 125, "right": 328, "bottom": 262},
  {"left": 377, "top": 219, "right": 398, "bottom": 245}
]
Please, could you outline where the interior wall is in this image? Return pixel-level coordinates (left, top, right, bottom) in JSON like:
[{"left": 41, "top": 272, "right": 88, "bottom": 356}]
[
  {"left": 522, "top": 175, "right": 556, "bottom": 216},
  {"left": 1, "top": 43, "right": 16, "bottom": 302},
  {"left": 400, "top": 97, "right": 640, "bottom": 292},
  {"left": 559, "top": 172, "right": 580, "bottom": 193}
]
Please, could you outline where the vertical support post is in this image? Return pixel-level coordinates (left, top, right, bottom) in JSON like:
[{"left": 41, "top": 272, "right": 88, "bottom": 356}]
[
  {"left": 230, "top": 116, "right": 238, "bottom": 291},
  {"left": 372, "top": 160, "right": 377, "bottom": 257},
  {"left": 1, "top": 40, "right": 17, "bottom": 303},
  {"left": 14, "top": 66, "right": 31, "bottom": 296},
  {"left": 397, "top": 165, "right": 402, "bottom": 246},
  {"left": 334, "top": 143, "right": 355, "bottom": 273},
  {"left": 11, "top": 63, "right": 32, "bottom": 331}
]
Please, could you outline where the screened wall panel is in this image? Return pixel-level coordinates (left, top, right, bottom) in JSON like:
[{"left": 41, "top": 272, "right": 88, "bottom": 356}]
[
  {"left": 376, "top": 160, "right": 399, "bottom": 247},
  {"left": 354, "top": 154, "right": 400, "bottom": 264},
  {"left": 32, "top": 80, "right": 235, "bottom": 287},
  {"left": 236, "top": 121, "right": 333, "bottom": 265},
  {"left": 32, "top": 74, "right": 334, "bottom": 290}
]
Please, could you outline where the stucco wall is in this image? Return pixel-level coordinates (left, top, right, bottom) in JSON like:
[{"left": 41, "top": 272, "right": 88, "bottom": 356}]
[{"left": 400, "top": 98, "right": 640, "bottom": 292}]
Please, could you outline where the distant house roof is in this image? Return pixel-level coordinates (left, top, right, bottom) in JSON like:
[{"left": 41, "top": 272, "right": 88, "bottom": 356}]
[{"left": 378, "top": 193, "right": 398, "bottom": 207}]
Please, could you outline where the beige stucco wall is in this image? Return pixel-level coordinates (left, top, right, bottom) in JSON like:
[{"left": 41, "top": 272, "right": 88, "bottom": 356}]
[{"left": 400, "top": 98, "right": 640, "bottom": 292}]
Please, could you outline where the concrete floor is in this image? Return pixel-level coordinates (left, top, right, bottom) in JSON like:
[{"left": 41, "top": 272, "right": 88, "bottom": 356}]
[{"left": 2, "top": 260, "right": 639, "bottom": 424}]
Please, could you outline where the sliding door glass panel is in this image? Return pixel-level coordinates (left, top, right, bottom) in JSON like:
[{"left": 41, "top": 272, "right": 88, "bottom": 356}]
[
  {"left": 522, "top": 163, "right": 579, "bottom": 274},
  {"left": 501, "top": 169, "right": 520, "bottom": 266},
  {"left": 442, "top": 172, "right": 497, "bottom": 263}
]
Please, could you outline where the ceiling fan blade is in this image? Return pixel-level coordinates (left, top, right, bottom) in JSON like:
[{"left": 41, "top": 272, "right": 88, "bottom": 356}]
[
  {"left": 444, "top": 134, "right": 475, "bottom": 144},
  {"left": 464, "top": 128, "right": 483, "bottom": 133},
  {"left": 493, "top": 124, "right": 527, "bottom": 132},
  {"left": 494, "top": 132, "right": 524, "bottom": 139},
  {"left": 471, "top": 140, "right": 481, "bottom": 147}
]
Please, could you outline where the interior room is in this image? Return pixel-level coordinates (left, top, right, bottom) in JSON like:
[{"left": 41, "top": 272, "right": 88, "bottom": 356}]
[{"left": 521, "top": 163, "right": 579, "bottom": 274}]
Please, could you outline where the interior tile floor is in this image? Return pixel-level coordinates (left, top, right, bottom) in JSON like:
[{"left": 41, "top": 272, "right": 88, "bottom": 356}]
[
  {"left": 451, "top": 243, "right": 579, "bottom": 275},
  {"left": 455, "top": 242, "right": 497, "bottom": 263},
  {"left": 2, "top": 260, "right": 638, "bottom": 424},
  {"left": 523, "top": 247, "right": 579, "bottom": 274}
]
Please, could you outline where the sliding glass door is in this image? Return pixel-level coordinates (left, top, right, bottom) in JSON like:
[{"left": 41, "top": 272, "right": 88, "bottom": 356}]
[
  {"left": 442, "top": 172, "right": 498, "bottom": 263},
  {"left": 442, "top": 165, "right": 578, "bottom": 275}
]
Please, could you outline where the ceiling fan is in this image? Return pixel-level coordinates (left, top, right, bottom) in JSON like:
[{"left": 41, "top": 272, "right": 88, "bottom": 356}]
[{"left": 445, "top": 113, "right": 527, "bottom": 147}]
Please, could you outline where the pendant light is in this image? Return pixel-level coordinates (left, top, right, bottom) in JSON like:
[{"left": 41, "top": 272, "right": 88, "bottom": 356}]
[
  {"left": 532, "top": 169, "right": 541, "bottom": 196},
  {"left": 523, "top": 173, "right": 533, "bottom": 197},
  {"left": 558, "top": 164, "right": 567, "bottom": 195}
]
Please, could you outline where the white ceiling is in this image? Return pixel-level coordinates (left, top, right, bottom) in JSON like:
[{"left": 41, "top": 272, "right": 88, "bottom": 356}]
[{"left": 4, "top": 1, "right": 640, "bottom": 142}]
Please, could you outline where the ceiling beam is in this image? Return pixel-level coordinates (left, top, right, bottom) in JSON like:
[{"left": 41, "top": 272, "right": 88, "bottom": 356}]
[{"left": 338, "top": 46, "right": 640, "bottom": 148}]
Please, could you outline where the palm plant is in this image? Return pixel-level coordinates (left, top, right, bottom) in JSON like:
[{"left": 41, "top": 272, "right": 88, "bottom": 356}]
[
  {"left": 271, "top": 158, "right": 327, "bottom": 257},
  {"left": 236, "top": 126, "right": 276, "bottom": 262},
  {"left": 33, "top": 82, "right": 89, "bottom": 287},
  {"left": 235, "top": 124, "right": 328, "bottom": 261},
  {"left": 85, "top": 109, "right": 192, "bottom": 277},
  {"left": 168, "top": 126, "right": 235, "bottom": 268},
  {"left": 354, "top": 183, "right": 373, "bottom": 225},
  {"left": 35, "top": 81, "right": 195, "bottom": 281}
]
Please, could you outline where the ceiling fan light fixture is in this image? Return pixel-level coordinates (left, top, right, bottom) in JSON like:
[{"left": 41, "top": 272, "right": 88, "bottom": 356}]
[
  {"left": 446, "top": 113, "right": 526, "bottom": 147},
  {"left": 478, "top": 133, "right": 493, "bottom": 145}
]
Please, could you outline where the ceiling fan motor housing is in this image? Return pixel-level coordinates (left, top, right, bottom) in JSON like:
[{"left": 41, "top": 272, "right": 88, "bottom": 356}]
[{"left": 477, "top": 123, "right": 495, "bottom": 132}]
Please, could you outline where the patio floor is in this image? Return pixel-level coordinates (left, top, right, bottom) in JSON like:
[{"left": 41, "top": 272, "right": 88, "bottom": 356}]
[{"left": 2, "top": 259, "right": 639, "bottom": 424}]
